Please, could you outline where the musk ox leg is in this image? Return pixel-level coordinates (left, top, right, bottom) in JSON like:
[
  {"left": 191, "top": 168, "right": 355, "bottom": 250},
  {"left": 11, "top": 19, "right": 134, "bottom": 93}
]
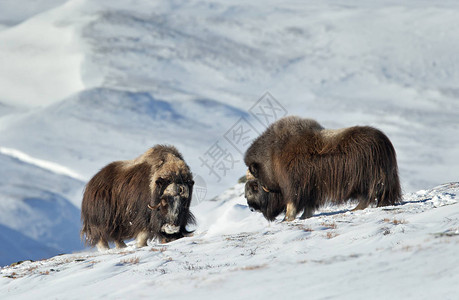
[
  {"left": 136, "top": 231, "right": 149, "bottom": 248},
  {"left": 115, "top": 240, "right": 127, "bottom": 249},
  {"left": 352, "top": 196, "right": 371, "bottom": 211},
  {"left": 377, "top": 184, "right": 401, "bottom": 207},
  {"left": 284, "top": 202, "right": 297, "bottom": 222},
  {"left": 352, "top": 202, "right": 368, "bottom": 211},
  {"left": 300, "top": 207, "right": 314, "bottom": 219},
  {"left": 96, "top": 239, "right": 110, "bottom": 251}
]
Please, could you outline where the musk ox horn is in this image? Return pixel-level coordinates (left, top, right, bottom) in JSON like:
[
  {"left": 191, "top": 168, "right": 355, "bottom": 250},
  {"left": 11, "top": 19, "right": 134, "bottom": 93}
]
[
  {"left": 147, "top": 203, "right": 160, "bottom": 210},
  {"left": 247, "top": 169, "right": 270, "bottom": 192},
  {"left": 261, "top": 185, "right": 270, "bottom": 193},
  {"left": 246, "top": 169, "right": 255, "bottom": 181}
]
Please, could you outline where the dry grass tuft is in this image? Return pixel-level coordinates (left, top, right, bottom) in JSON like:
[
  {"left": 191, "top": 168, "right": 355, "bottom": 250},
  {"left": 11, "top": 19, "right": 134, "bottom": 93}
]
[
  {"left": 151, "top": 247, "right": 167, "bottom": 252},
  {"left": 9, "top": 260, "right": 33, "bottom": 267},
  {"left": 326, "top": 232, "right": 339, "bottom": 239},
  {"left": 298, "top": 225, "right": 313, "bottom": 232},
  {"left": 321, "top": 222, "right": 337, "bottom": 229},
  {"left": 401, "top": 245, "right": 413, "bottom": 252},
  {"left": 4, "top": 272, "right": 18, "bottom": 279},
  {"left": 239, "top": 264, "right": 267, "bottom": 271},
  {"left": 298, "top": 260, "right": 308, "bottom": 264},
  {"left": 119, "top": 256, "right": 140, "bottom": 265},
  {"left": 383, "top": 218, "right": 407, "bottom": 225}
]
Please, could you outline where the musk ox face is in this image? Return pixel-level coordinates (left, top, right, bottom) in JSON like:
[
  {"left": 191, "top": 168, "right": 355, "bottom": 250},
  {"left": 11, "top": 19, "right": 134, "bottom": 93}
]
[
  {"left": 150, "top": 176, "right": 194, "bottom": 236},
  {"left": 245, "top": 176, "right": 286, "bottom": 221},
  {"left": 245, "top": 179, "right": 261, "bottom": 212},
  {"left": 246, "top": 153, "right": 280, "bottom": 193}
]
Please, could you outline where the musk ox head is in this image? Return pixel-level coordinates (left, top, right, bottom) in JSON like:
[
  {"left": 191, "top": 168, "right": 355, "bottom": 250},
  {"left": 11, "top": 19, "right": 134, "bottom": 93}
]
[
  {"left": 146, "top": 150, "right": 195, "bottom": 241},
  {"left": 244, "top": 116, "right": 324, "bottom": 193},
  {"left": 244, "top": 170, "right": 285, "bottom": 221},
  {"left": 149, "top": 170, "right": 194, "bottom": 237}
]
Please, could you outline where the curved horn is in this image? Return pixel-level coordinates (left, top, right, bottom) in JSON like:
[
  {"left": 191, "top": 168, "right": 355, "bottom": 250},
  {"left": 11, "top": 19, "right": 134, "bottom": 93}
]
[
  {"left": 246, "top": 169, "right": 269, "bottom": 192},
  {"left": 246, "top": 169, "right": 255, "bottom": 180},
  {"left": 147, "top": 203, "right": 161, "bottom": 210}
]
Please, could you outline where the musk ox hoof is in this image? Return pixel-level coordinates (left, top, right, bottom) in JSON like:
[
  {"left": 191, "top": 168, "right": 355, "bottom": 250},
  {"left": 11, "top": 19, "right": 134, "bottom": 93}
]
[
  {"left": 161, "top": 224, "right": 180, "bottom": 234},
  {"left": 282, "top": 215, "right": 295, "bottom": 222}
]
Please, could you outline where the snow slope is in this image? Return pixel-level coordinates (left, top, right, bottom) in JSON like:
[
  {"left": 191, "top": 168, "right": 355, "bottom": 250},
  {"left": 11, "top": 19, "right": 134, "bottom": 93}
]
[
  {"left": 0, "top": 0, "right": 68, "bottom": 27},
  {"left": 0, "top": 0, "right": 92, "bottom": 107},
  {"left": 0, "top": 151, "right": 84, "bottom": 265},
  {"left": 0, "top": 224, "right": 58, "bottom": 267},
  {"left": 1, "top": 183, "right": 458, "bottom": 299},
  {"left": 0, "top": 147, "right": 84, "bottom": 181}
]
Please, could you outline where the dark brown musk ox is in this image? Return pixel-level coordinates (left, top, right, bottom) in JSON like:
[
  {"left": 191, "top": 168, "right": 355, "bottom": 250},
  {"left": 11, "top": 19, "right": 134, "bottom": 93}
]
[
  {"left": 81, "top": 145, "right": 195, "bottom": 251},
  {"left": 244, "top": 116, "right": 402, "bottom": 221}
]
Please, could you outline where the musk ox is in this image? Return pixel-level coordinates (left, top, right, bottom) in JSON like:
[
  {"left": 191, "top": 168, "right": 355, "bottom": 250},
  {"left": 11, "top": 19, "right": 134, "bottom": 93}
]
[
  {"left": 81, "top": 145, "right": 195, "bottom": 250},
  {"left": 244, "top": 116, "right": 401, "bottom": 221}
]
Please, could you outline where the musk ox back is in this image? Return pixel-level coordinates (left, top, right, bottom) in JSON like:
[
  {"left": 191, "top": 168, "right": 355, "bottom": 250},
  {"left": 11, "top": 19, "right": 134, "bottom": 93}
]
[
  {"left": 81, "top": 145, "right": 195, "bottom": 250},
  {"left": 244, "top": 116, "right": 401, "bottom": 221}
]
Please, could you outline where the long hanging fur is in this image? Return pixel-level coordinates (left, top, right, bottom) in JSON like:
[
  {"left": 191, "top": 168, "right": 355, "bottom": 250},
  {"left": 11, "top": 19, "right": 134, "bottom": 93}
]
[
  {"left": 244, "top": 116, "right": 402, "bottom": 221},
  {"left": 81, "top": 145, "right": 195, "bottom": 248}
]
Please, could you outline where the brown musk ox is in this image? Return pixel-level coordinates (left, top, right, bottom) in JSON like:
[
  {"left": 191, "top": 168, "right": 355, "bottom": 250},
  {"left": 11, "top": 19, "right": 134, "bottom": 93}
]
[
  {"left": 81, "top": 145, "right": 195, "bottom": 251},
  {"left": 244, "top": 116, "right": 402, "bottom": 221}
]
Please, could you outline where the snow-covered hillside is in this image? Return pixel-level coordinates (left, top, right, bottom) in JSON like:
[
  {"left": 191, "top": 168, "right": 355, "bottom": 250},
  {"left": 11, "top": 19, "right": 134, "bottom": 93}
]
[
  {"left": 1, "top": 183, "right": 458, "bottom": 299},
  {"left": 0, "top": 0, "right": 458, "bottom": 276},
  {"left": 0, "top": 150, "right": 84, "bottom": 266}
]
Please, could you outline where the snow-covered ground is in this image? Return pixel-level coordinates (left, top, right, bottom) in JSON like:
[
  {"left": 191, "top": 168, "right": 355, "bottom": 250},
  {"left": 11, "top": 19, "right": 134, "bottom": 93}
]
[
  {"left": 0, "top": 0, "right": 458, "bottom": 296},
  {"left": 1, "top": 183, "right": 458, "bottom": 299}
]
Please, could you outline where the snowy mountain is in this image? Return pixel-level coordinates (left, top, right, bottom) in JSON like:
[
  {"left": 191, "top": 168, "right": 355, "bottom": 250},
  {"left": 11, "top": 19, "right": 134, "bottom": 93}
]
[
  {"left": 0, "top": 0, "right": 458, "bottom": 284},
  {"left": 1, "top": 0, "right": 458, "bottom": 194},
  {"left": 1, "top": 183, "right": 458, "bottom": 299},
  {"left": 0, "top": 150, "right": 84, "bottom": 265}
]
